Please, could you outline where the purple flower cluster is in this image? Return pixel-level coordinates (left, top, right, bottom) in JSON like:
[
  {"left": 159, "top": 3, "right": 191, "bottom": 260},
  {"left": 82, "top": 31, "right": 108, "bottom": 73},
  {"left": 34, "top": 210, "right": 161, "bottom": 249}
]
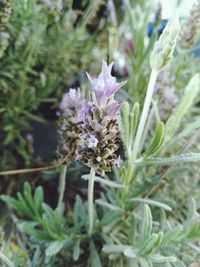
[{"left": 58, "top": 61, "right": 126, "bottom": 174}]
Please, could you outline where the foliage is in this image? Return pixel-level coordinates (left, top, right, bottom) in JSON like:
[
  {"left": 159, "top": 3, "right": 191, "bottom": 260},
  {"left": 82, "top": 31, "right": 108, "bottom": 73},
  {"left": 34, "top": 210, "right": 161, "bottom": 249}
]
[
  {"left": 0, "top": 0, "right": 106, "bottom": 169},
  {"left": 1, "top": 1, "right": 200, "bottom": 267}
]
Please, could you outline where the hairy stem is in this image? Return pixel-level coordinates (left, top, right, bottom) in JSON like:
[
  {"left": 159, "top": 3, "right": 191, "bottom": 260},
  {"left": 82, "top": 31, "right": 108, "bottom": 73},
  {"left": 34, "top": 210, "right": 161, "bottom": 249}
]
[
  {"left": 88, "top": 168, "right": 95, "bottom": 236},
  {"left": 57, "top": 164, "right": 67, "bottom": 207}
]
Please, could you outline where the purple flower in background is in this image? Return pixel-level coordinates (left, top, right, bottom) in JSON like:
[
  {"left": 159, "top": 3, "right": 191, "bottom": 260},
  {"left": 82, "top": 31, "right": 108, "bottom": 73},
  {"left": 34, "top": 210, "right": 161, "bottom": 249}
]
[
  {"left": 57, "top": 88, "right": 86, "bottom": 161},
  {"left": 86, "top": 61, "right": 126, "bottom": 106},
  {"left": 60, "top": 88, "right": 85, "bottom": 117}
]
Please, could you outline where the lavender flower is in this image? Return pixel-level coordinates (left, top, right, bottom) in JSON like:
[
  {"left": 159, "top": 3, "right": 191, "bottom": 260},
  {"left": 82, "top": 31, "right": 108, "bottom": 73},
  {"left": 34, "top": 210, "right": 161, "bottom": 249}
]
[
  {"left": 77, "top": 61, "right": 126, "bottom": 175},
  {"left": 57, "top": 88, "right": 86, "bottom": 161}
]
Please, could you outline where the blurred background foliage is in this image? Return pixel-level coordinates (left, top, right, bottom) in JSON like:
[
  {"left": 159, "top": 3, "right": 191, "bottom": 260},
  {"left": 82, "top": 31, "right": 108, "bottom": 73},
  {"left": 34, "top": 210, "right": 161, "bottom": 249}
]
[{"left": 0, "top": 0, "right": 109, "bottom": 170}]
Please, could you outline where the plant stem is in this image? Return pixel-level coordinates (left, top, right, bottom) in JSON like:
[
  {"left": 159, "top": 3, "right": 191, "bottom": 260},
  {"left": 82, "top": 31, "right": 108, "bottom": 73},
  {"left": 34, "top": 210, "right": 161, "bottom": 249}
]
[
  {"left": 0, "top": 157, "right": 68, "bottom": 176},
  {"left": 88, "top": 168, "right": 95, "bottom": 236},
  {"left": 0, "top": 251, "right": 14, "bottom": 267},
  {"left": 57, "top": 165, "right": 67, "bottom": 207},
  {"left": 122, "top": 69, "right": 159, "bottom": 198},
  {"left": 132, "top": 69, "right": 158, "bottom": 160}
]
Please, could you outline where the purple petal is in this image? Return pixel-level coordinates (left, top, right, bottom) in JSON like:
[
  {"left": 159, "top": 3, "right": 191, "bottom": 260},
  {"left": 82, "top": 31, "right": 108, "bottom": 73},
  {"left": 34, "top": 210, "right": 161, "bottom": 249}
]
[
  {"left": 94, "top": 90, "right": 106, "bottom": 105},
  {"left": 102, "top": 61, "right": 116, "bottom": 84},
  {"left": 107, "top": 103, "right": 121, "bottom": 117},
  {"left": 86, "top": 72, "right": 96, "bottom": 85},
  {"left": 105, "top": 80, "right": 127, "bottom": 97},
  {"left": 78, "top": 104, "right": 89, "bottom": 122}
]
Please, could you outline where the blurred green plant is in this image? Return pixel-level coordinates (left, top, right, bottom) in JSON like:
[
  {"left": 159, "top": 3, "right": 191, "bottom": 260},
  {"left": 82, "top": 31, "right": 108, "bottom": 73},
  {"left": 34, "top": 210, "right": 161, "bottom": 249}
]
[{"left": 0, "top": 0, "right": 106, "bottom": 169}]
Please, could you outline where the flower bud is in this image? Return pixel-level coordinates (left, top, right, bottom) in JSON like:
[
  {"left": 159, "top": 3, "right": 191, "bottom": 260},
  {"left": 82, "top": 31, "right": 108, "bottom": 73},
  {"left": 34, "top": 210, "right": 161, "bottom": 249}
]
[{"left": 150, "top": 15, "right": 180, "bottom": 71}]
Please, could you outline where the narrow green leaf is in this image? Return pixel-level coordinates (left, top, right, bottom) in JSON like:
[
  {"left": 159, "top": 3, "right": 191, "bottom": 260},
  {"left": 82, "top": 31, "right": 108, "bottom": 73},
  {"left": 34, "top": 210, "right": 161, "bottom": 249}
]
[
  {"left": 1, "top": 196, "right": 22, "bottom": 213},
  {"left": 130, "top": 102, "right": 140, "bottom": 141},
  {"left": 130, "top": 214, "right": 137, "bottom": 245},
  {"left": 121, "top": 100, "right": 139, "bottom": 158},
  {"left": 161, "top": 226, "right": 183, "bottom": 247},
  {"left": 187, "top": 198, "right": 198, "bottom": 220},
  {"left": 153, "top": 231, "right": 163, "bottom": 250},
  {"left": 139, "top": 233, "right": 158, "bottom": 256},
  {"left": 166, "top": 74, "right": 200, "bottom": 137},
  {"left": 140, "top": 205, "right": 152, "bottom": 245},
  {"left": 95, "top": 199, "right": 122, "bottom": 211},
  {"left": 45, "top": 240, "right": 65, "bottom": 257},
  {"left": 143, "top": 153, "right": 200, "bottom": 165},
  {"left": 24, "top": 183, "right": 39, "bottom": 219},
  {"left": 42, "top": 214, "right": 59, "bottom": 239},
  {"left": 82, "top": 174, "right": 124, "bottom": 188},
  {"left": 103, "top": 244, "right": 131, "bottom": 254},
  {"left": 90, "top": 241, "right": 102, "bottom": 267},
  {"left": 143, "top": 121, "right": 164, "bottom": 158},
  {"left": 73, "top": 240, "right": 80, "bottom": 261},
  {"left": 122, "top": 101, "right": 130, "bottom": 151},
  {"left": 165, "top": 115, "right": 175, "bottom": 137},
  {"left": 139, "top": 258, "right": 150, "bottom": 267},
  {"left": 34, "top": 186, "right": 43, "bottom": 214},
  {"left": 149, "top": 254, "right": 177, "bottom": 263},
  {"left": 17, "top": 193, "right": 32, "bottom": 218},
  {"left": 97, "top": 211, "right": 119, "bottom": 228},
  {"left": 123, "top": 247, "right": 137, "bottom": 258},
  {"left": 23, "top": 224, "right": 50, "bottom": 240},
  {"left": 128, "top": 198, "right": 172, "bottom": 211}
]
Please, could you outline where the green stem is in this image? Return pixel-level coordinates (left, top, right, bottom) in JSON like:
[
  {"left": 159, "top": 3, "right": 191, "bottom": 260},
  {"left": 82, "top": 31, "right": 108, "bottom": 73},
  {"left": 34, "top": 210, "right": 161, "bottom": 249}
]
[
  {"left": 132, "top": 69, "right": 158, "bottom": 160},
  {"left": 57, "top": 165, "right": 67, "bottom": 207},
  {"left": 121, "top": 69, "right": 159, "bottom": 201},
  {"left": 0, "top": 251, "right": 14, "bottom": 267},
  {"left": 88, "top": 168, "right": 95, "bottom": 236}
]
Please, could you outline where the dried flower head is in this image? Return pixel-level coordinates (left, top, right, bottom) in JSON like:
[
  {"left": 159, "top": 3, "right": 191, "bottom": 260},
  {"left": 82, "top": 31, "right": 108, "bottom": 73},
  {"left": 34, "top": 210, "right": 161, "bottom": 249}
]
[
  {"left": 77, "top": 61, "right": 126, "bottom": 175},
  {"left": 57, "top": 88, "right": 87, "bottom": 161},
  {"left": 179, "top": 1, "right": 200, "bottom": 49}
]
